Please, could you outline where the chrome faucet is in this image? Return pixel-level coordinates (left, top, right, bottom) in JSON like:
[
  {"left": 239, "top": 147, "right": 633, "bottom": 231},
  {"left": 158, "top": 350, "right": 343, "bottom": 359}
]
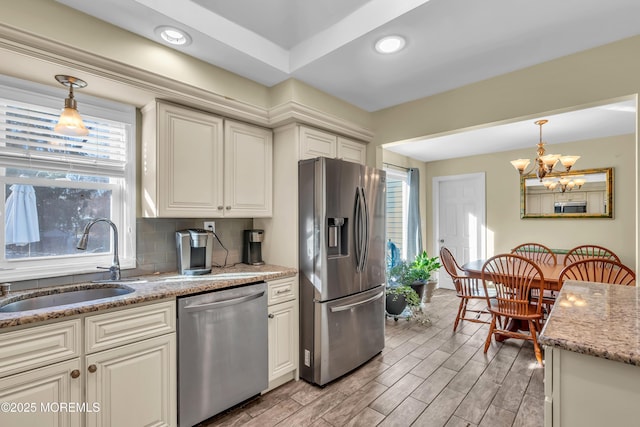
[{"left": 77, "top": 218, "right": 121, "bottom": 281}]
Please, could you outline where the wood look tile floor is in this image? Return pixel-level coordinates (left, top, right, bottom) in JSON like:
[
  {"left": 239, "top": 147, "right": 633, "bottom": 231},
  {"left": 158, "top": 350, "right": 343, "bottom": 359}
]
[{"left": 202, "top": 289, "right": 544, "bottom": 427}]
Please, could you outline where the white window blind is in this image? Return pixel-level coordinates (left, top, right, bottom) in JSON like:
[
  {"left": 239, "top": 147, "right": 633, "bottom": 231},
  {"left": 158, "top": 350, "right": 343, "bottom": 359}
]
[{"left": 0, "top": 99, "right": 128, "bottom": 175}]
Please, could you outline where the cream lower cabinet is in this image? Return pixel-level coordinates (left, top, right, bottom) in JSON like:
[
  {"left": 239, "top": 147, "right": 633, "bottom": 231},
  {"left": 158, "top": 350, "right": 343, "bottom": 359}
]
[
  {"left": 0, "top": 359, "right": 82, "bottom": 427},
  {"left": 0, "top": 301, "right": 176, "bottom": 427},
  {"left": 544, "top": 346, "right": 640, "bottom": 427},
  {"left": 142, "top": 100, "right": 273, "bottom": 218},
  {"left": 85, "top": 334, "right": 175, "bottom": 427},
  {"left": 266, "top": 277, "right": 298, "bottom": 390}
]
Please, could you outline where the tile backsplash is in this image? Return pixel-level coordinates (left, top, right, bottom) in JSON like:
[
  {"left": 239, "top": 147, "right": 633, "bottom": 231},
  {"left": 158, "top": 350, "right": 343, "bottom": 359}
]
[{"left": 9, "top": 217, "right": 253, "bottom": 291}]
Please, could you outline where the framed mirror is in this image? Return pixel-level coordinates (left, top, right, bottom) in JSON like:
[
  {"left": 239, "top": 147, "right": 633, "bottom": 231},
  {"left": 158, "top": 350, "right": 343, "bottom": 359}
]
[{"left": 520, "top": 167, "right": 613, "bottom": 218}]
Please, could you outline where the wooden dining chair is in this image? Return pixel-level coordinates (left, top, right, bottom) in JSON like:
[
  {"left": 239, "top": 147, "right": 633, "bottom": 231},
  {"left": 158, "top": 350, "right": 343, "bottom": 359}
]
[
  {"left": 440, "top": 247, "right": 496, "bottom": 332},
  {"left": 482, "top": 254, "right": 545, "bottom": 364},
  {"left": 564, "top": 245, "right": 620, "bottom": 266},
  {"left": 558, "top": 259, "right": 636, "bottom": 286},
  {"left": 510, "top": 243, "right": 557, "bottom": 266}
]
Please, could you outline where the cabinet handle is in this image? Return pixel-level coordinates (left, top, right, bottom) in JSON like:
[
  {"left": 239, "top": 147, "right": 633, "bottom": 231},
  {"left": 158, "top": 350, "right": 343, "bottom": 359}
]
[
  {"left": 217, "top": 206, "right": 224, "bottom": 210},
  {"left": 268, "top": 313, "right": 274, "bottom": 319},
  {"left": 276, "top": 289, "right": 290, "bottom": 294},
  {"left": 88, "top": 364, "right": 97, "bottom": 373},
  {"left": 70, "top": 369, "right": 80, "bottom": 379},
  {"left": 225, "top": 206, "right": 231, "bottom": 210}
]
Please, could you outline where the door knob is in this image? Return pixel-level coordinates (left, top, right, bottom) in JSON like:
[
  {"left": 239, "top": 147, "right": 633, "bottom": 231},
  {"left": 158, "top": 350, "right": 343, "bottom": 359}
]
[
  {"left": 268, "top": 313, "right": 274, "bottom": 319},
  {"left": 226, "top": 206, "right": 231, "bottom": 210},
  {"left": 88, "top": 364, "right": 97, "bottom": 373},
  {"left": 70, "top": 369, "right": 80, "bottom": 379},
  {"left": 217, "top": 205, "right": 224, "bottom": 210}
]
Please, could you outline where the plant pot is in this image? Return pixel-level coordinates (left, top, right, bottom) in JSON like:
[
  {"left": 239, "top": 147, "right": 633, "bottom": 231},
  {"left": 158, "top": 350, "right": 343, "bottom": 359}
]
[
  {"left": 385, "top": 294, "right": 407, "bottom": 316},
  {"left": 411, "top": 280, "right": 438, "bottom": 303}
]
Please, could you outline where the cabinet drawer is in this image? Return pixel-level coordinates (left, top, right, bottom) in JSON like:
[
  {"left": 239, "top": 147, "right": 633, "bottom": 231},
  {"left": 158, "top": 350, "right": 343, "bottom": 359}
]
[
  {"left": 85, "top": 301, "right": 175, "bottom": 354},
  {"left": 268, "top": 277, "right": 297, "bottom": 305},
  {"left": 0, "top": 319, "right": 81, "bottom": 378}
]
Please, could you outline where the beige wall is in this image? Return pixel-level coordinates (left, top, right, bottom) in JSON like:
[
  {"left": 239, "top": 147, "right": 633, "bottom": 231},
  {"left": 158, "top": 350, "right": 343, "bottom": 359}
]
[
  {"left": 373, "top": 36, "right": 640, "bottom": 268},
  {"left": 425, "top": 134, "right": 635, "bottom": 265}
]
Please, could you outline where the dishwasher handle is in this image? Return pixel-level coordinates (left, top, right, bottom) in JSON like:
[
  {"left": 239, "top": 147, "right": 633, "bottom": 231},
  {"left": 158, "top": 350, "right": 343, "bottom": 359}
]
[
  {"left": 183, "top": 291, "right": 265, "bottom": 313},
  {"left": 330, "top": 291, "right": 384, "bottom": 313}
]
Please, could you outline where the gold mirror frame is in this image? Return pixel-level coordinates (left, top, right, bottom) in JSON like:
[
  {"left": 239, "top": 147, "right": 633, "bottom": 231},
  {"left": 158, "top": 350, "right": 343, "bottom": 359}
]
[{"left": 520, "top": 167, "right": 613, "bottom": 218}]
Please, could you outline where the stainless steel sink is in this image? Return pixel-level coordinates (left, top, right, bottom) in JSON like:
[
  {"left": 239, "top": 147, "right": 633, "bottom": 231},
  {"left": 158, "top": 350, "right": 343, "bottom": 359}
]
[{"left": 0, "top": 286, "right": 135, "bottom": 313}]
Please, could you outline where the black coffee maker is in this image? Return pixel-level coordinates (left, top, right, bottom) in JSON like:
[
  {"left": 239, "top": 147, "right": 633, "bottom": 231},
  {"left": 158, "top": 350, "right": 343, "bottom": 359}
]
[{"left": 243, "top": 229, "right": 264, "bottom": 265}]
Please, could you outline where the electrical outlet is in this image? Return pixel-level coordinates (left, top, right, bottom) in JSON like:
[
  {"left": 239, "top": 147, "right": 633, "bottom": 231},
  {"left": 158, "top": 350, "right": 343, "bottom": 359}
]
[
  {"left": 304, "top": 349, "right": 311, "bottom": 367},
  {"left": 203, "top": 221, "right": 215, "bottom": 233}
]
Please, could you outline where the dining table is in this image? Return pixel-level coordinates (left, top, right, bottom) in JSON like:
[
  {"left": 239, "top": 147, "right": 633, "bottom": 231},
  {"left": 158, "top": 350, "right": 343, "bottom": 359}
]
[
  {"left": 461, "top": 258, "right": 565, "bottom": 291},
  {"left": 461, "top": 258, "right": 565, "bottom": 342}
]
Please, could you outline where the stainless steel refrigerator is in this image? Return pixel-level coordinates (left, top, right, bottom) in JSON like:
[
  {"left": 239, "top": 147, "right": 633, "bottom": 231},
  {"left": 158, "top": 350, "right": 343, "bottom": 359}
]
[{"left": 299, "top": 157, "right": 386, "bottom": 386}]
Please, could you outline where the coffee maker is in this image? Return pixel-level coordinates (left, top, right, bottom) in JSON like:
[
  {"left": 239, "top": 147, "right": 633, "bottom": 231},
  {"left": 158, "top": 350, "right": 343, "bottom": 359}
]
[
  {"left": 243, "top": 229, "right": 264, "bottom": 265},
  {"left": 176, "top": 229, "right": 213, "bottom": 275}
]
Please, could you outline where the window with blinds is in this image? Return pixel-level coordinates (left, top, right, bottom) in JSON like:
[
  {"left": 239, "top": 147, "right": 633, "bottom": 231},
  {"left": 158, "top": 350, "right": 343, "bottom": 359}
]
[
  {"left": 0, "top": 74, "right": 136, "bottom": 281},
  {"left": 385, "top": 168, "right": 408, "bottom": 262}
]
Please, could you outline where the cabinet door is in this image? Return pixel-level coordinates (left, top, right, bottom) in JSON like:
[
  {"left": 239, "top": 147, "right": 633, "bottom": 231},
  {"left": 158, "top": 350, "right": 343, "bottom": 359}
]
[
  {"left": 337, "top": 137, "right": 366, "bottom": 164},
  {"left": 224, "top": 120, "right": 273, "bottom": 217},
  {"left": 85, "top": 334, "right": 176, "bottom": 427},
  {"left": 157, "top": 102, "right": 224, "bottom": 217},
  {"left": 540, "top": 193, "right": 555, "bottom": 214},
  {"left": 587, "top": 191, "right": 604, "bottom": 214},
  {"left": 299, "top": 126, "right": 336, "bottom": 160},
  {"left": 0, "top": 359, "right": 82, "bottom": 427},
  {"left": 526, "top": 194, "right": 541, "bottom": 214},
  {"left": 267, "top": 299, "right": 298, "bottom": 382}
]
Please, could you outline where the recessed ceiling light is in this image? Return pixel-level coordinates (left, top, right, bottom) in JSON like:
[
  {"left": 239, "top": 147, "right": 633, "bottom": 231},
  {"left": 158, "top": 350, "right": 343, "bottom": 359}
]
[
  {"left": 375, "top": 35, "right": 406, "bottom": 54},
  {"left": 155, "top": 26, "right": 192, "bottom": 46}
]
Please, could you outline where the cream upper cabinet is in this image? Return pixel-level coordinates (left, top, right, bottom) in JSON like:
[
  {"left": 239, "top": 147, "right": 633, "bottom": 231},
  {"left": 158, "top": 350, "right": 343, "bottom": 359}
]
[
  {"left": 142, "top": 101, "right": 273, "bottom": 218},
  {"left": 223, "top": 120, "right": 273, "bottom": 217},
  {"left": 142, "top": 101, "right": 224, "bottom": 218},
  {"left": 337, "top": 136, "right": 367, "bottom": 164},
  {"left": 299, "top": 126, "right": 337, "bottom": 159},
  {"left": 299, "top": 126, "right": 366, "bottom": 164}
]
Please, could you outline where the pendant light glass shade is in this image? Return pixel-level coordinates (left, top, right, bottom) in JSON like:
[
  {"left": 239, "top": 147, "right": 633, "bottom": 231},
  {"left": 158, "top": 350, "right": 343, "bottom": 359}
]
[{"left": 54, "top": 75, "right": 89, "bottom": 137}]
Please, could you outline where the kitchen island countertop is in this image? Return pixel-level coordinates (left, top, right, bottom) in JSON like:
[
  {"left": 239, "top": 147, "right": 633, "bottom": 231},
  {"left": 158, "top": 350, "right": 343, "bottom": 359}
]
[
  {"left": 0, "top": 264, "right": 297, "bottom": 329},
  {"left": 539, "top": 279, "right": 640, "bottom": 366}
]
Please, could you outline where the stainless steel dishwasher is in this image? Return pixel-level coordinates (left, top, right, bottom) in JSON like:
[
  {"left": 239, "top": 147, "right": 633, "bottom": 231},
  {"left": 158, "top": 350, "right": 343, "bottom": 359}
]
[{"left": 177, "top": 282, "right": 268, "bottom": 427}]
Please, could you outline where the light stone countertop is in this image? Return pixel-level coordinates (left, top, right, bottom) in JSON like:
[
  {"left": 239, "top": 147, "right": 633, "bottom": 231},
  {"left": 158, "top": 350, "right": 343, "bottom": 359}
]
[
  {"left": 0, "top": 264, "right": 297, "bottom": 329},
  {"left": 539, "top": 280, "right": 640, "bottom": 366}
]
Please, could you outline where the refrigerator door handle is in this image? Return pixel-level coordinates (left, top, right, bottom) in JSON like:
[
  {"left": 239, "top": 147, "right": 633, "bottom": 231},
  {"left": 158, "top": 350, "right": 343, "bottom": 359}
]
[
  {"left": 360, "top": 187, "right": 370, "bottom": 270},
  {"left": 329, "top": 290, "right": 384, "bottom": 312},
  {"left": 354, "top": 187, "right": 363, "bottom": 272}
]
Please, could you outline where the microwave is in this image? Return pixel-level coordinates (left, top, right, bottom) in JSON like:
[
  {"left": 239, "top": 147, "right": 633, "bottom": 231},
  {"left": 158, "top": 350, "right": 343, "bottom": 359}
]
[{"left": 554, "top": 201, "right": 587, "bottom": 213}]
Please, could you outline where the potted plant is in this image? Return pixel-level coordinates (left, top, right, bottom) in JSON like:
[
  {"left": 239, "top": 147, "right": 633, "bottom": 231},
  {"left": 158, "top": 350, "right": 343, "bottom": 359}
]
[
  {"left": 407, "top": 250, "right": 442, "bottom": 303},
  {"left": 385, "top": 261, "right": 421, "bottom": 319}
]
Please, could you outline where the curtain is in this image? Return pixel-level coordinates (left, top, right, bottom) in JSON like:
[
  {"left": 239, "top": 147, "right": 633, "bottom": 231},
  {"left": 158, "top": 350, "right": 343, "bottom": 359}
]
[{"left": 406, "top": 168, "right": 422, "bottom": 261}]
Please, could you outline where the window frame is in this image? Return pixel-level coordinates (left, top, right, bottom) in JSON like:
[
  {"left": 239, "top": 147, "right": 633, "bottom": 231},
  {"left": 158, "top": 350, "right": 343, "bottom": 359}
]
[
  {"left": 385, "top": 167, "right": 409, "bottom": 261},
  {"left": 0, "top": 74, "right": 136, "bottom": 281}
]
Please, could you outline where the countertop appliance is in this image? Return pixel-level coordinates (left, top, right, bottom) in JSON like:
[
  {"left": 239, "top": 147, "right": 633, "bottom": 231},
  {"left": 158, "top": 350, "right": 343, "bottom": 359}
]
[
  {"left": 177, "top": 283, "right": 268, "bottom": 427},
  {"left": 298, "top": 157, "right": 386, "bottom": 386},
  {"left": 242, "top": 229, "right": 265, "bottom": 265},
  {"left": 176, "top": 229, "right": 213, "bottom": 275}
]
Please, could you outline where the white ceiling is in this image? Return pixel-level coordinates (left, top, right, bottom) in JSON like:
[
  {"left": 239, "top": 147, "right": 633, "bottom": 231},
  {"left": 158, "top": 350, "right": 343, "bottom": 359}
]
[
  {"left": 385, "top": 99, "right": 637, "bottom": 162},
  {"left": 55, "top": 0, "right": 639, "bottom": 159}
]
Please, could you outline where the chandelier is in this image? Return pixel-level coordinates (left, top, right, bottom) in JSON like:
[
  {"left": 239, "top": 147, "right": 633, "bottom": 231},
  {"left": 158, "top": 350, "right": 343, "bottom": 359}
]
[
  {"left": 510, "top": 119, "right": 580, "bottom": 181},
  {"left": 541, "top": 175, "right": 586, "bottom": 193}
]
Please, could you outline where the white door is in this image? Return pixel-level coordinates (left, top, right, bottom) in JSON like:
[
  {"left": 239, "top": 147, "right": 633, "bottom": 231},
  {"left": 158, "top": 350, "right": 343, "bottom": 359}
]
[{"left": 433, "top": 173, "right": 486, "bottom": 290}]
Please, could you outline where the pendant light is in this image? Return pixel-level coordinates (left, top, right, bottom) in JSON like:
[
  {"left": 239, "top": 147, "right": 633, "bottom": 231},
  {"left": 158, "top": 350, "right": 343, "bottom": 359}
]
[{"left": 54, "top": 75, "right": 89, "bottom": 137}]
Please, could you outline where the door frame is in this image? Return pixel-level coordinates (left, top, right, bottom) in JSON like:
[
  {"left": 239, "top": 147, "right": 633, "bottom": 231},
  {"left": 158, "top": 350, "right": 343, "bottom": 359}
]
[{"left": 432, "top": 172, "right": 487, "bottom": 287}]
